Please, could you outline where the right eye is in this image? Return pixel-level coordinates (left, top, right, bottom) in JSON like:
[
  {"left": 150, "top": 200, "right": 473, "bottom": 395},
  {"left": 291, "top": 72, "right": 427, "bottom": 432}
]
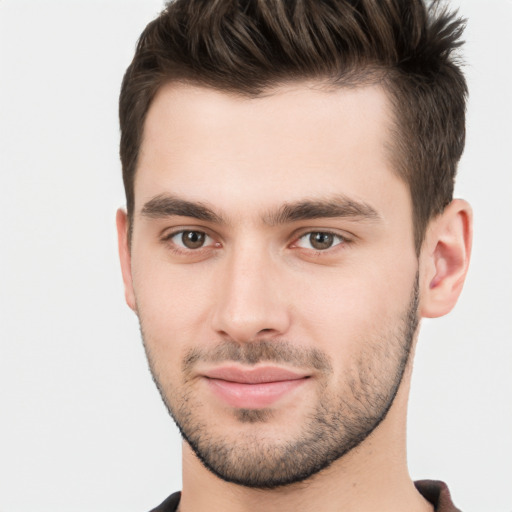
[{"left": 168, "top": 230, "right": 214, "bottom": 250}]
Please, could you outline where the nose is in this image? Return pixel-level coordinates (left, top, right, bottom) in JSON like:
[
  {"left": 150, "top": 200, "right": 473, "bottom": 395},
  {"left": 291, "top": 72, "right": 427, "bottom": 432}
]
[{"left": 211, "top": 245, "right": 291, "bottom": 343}]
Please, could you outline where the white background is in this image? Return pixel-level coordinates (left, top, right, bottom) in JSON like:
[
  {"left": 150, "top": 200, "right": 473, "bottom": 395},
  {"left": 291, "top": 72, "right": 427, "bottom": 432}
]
[{"left": 0, "top": 1, "right": 510, "bottom": 511}]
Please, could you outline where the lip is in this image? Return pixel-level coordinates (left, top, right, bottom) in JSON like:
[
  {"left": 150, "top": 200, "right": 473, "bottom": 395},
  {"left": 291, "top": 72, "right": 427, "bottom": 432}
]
[
  {"left": 202, "top": 366, "right": 310, "bottom": 409},
  {"left": 203, "top": 366, "right": 308, "bottom": 384}
]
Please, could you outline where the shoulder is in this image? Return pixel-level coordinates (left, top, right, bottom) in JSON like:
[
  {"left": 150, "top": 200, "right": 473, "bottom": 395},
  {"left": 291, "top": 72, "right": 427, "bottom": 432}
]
[
  {"left": 148, "top": 491, "right": 181, "bottom": 512},
  {"left": 415, "top": 480, "right": 461, "bottom": 512}
]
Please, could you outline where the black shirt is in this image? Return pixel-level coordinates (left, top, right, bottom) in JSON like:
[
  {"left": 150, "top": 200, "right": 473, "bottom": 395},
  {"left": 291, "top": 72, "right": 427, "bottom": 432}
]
[{"left": 149, "top": 480, "right": 461, "bottom": 511}]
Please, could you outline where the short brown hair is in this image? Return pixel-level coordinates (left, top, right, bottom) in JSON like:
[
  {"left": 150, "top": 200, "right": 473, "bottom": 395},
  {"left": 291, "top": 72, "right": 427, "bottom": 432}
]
[{"left": 119, "top": 0, "right": 467, "bottom": 251}]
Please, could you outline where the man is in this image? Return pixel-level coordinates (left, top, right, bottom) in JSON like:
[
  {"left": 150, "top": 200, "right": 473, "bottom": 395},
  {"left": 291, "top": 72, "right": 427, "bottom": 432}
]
[{"left": 116, "top": 0, "right": 472, "bottom": 510}]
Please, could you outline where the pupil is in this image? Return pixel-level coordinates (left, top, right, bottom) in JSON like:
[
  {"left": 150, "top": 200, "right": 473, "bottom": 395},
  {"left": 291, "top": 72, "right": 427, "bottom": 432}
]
[
  {"left": 182, "top": 231, "right": 205, "bottom": 249},
  {"left": 310, "top": 232, "right": 333, "bottom": 250}
]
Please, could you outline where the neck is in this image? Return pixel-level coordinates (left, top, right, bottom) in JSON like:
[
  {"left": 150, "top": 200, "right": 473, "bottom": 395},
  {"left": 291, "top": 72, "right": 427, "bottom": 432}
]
[{"left": 178, "top": 377, "right": 433, "bottom": 512}]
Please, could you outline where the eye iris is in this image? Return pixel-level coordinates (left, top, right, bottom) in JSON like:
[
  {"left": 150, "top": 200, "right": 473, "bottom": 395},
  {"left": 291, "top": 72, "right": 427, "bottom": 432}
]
[
  {"left": 182, "top": 231, "right": 205, "bottom": 249},
  {"left": 310, "top": 232, "right": 334, "bottom": 250}
]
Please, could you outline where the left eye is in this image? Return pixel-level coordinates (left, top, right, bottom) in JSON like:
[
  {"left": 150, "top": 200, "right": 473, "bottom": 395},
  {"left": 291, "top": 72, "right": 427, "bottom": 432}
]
[
  {"left": 170, "top": 230, "right": 213, "bottom": 249},
  {"left": 295, "top": 232, "right": 345, "bottom": 251}
]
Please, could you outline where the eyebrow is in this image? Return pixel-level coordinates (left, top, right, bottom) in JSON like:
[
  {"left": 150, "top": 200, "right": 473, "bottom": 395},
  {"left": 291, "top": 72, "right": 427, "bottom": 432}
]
[
  {"left": 265, "top": 195, "right": 381, "bottom": 226},
  {"left": 140, "top": 193, "right": 381, "bottom": 225},
  {"left": 141, "top": 194, "right": 224, "bottom": 224}
]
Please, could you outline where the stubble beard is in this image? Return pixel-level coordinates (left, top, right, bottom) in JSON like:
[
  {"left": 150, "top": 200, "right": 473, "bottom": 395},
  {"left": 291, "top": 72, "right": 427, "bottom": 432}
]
[{"left": 140, "top": 275, "right": 419, "bottom": 489}]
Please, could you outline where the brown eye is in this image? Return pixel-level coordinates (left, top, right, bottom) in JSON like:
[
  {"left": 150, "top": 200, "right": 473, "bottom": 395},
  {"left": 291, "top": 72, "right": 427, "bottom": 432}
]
[
  {"left": 295, "top": 231, "right": 344, "bottom": 251},
  {"left": 180, "top": 230, "right": 206, "bottom": 249},
  {"left": 165, "top": 229, "right": 218, "bottom": 254},
  {"left": 309, "top": 232, "right": 335, "bottom": 250}
]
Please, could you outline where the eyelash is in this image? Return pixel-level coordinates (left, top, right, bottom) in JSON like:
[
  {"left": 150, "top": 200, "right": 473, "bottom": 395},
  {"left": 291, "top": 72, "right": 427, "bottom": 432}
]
[
  {"left": 161, "top": 230, "right": 218, "bottom": 255},
  {"left": 160, "top": 229, "right": 351, "bottom": 256},
  {"left": 292, "top": 231, "right": 347, "bottom": 252}
]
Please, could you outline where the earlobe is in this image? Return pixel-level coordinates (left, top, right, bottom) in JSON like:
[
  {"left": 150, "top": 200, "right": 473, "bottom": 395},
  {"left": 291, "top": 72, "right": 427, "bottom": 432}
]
[
  {"left": 116, "top": 208, "right": 137, "bottom": 313},
  {"left": 420, "top": 199, "right": 473, "bottom": 318}
]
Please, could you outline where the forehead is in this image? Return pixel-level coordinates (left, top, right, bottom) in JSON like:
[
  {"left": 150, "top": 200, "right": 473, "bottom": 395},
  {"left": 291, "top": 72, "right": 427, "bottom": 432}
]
[{"left": 135, "top": 81, "right": 407, "bottom": 221}]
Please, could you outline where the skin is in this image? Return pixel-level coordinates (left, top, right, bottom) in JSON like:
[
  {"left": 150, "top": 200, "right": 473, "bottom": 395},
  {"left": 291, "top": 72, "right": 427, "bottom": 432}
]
[{"left": 117, "top": 82, "right": 472, "bottom": 512}]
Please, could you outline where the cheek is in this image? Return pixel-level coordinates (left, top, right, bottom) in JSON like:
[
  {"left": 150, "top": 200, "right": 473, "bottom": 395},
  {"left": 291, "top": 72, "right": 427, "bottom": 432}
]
[
  {"left": 132, "top": 255, "right": 216, "bottom": 354},
  {"left": 293, "top": 259, "right": 417, "bottom": 353}
]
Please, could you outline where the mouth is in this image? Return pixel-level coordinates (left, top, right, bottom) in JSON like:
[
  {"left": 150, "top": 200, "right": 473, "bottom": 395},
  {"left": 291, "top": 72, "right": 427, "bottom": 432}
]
[{"left": 202, "top": 366, "right": 311, "bottom": 409}]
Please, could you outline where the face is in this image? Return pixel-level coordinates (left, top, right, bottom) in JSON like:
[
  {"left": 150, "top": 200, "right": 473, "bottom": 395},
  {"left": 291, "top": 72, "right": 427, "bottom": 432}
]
[{"left": 120, "top": 82, "right": 421, "bottom": 487}]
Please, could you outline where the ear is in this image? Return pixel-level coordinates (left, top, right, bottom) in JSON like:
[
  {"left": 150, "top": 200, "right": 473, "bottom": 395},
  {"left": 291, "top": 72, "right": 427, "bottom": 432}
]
[
  {"left": 116, "top": 208, "right": 137, "bottom": 312},
  {"left": 419, "top": 199, "right": 473, "bottom": 318}
]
